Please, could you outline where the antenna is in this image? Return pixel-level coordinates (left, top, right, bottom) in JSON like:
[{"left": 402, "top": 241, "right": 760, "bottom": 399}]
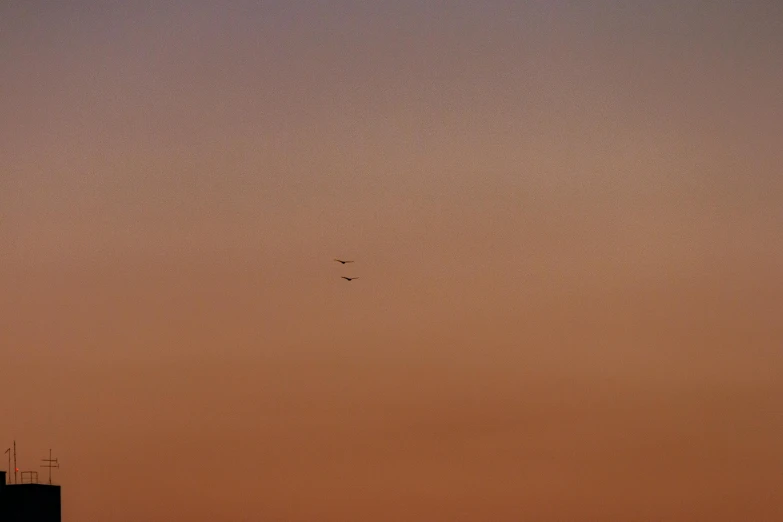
[
  {"left": 4, "top": 448, "right": 9, "bottom": 484},
  {"left": 41, "top": 449, "right": 59, "bottom": 485},
  {"left": 13, "top": 440, "right": 17, "bottom": 484}
]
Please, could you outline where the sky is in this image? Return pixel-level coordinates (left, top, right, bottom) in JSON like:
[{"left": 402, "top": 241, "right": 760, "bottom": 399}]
[{"left": 1, "top": 1, "right": 782, "bottom": 520}]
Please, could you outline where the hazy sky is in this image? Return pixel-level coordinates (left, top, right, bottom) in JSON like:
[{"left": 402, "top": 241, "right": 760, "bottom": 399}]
[{"left": 2, "top": 2, "right": 782, "bottom": 521}]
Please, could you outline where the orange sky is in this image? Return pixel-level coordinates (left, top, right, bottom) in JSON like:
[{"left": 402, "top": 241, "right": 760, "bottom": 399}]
[{"left": 1, "top": 2, "right": 782, "bottom": 521}]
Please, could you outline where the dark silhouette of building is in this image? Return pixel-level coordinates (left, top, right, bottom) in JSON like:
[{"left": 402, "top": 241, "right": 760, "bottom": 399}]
[{"left": 0, "top": 470, "right": 61, "bottom": 522}]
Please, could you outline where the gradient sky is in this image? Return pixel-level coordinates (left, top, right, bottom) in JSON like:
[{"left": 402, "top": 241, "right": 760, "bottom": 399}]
[{"left": 1, "top": 1, "right": 782, "bottom": 521}]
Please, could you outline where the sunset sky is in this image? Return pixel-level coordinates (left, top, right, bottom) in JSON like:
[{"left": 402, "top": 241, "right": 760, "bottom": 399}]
[{"left": 1, "top": 1, "right": 782, "bottom": 521}]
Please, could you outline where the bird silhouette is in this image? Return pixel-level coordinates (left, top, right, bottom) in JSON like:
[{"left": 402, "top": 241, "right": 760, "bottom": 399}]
[
  {"left": 334, "top": 259, "right": 354, "bottom": 264},
  {"left": 341, "top": 277, "right": 359, "bottom": 281}
]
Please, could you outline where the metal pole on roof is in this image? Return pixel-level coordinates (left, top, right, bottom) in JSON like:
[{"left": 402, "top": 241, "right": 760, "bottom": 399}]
[
  {"left": 41, "top": 449, "right": 59, "bottom": 485},
  {"left": 4, "top": 447, "right": 9, "bottom": 484}
]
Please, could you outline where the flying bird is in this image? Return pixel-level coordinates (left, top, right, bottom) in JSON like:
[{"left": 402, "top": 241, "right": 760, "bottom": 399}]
[
  {"left": 334, "top": 259, "right": 354, "bottom": 264},
  {"left": 341, "top": 277, "right": 359, "bottom": 281}
]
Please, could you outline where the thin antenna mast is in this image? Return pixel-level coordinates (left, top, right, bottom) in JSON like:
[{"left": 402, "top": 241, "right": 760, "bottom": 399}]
[
  {"left": 4, "top": 448, "right": 9, "bottom": 484},
  {"left": 13, "top": 440, "right": 17, "bottom": 484},
  {"left": 41, "top": 449, "right": 59, "bottom": 485}
]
